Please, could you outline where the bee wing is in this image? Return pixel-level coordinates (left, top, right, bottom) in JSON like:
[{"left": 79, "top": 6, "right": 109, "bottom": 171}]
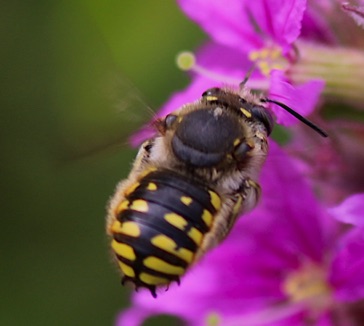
[{"left": 60, "top": 72, "right": 157, "bottom": 162}]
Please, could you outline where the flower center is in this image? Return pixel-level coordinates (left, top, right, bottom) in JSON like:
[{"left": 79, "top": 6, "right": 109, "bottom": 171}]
[
  {"left": 205, "top": 312, "right": 221, "bottom": 326},
  {"left": 248, "top": 46, "right": 287, "bottom": 76},
  {"left": 282, "top": 263, "right": 332, "bottom": 312}
]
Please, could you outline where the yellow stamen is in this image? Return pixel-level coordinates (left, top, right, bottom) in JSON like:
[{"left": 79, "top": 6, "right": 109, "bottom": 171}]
[
  {"left": 282, "top": 263, "right": 332, "bottom": 312},
  {"left": 248, "top": 45, "right": 287, "bottom": 76},
  {"left": 176, "top": 51, "right": 196, "bottom": 71},
  {"left": 205, "top": 312, "right": 221, "bottom": 326}
]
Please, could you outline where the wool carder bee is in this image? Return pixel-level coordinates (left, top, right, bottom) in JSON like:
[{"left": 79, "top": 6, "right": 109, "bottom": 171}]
[{"left": 106, "top": 86, "right": 327, "bottom": 297}]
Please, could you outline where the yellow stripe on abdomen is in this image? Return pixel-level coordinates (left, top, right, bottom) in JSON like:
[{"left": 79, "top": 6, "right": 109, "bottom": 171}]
[
  {"left": 139, "top": 272, "right": 169, "bottom": 285},
  {"left": 143, "top": 257, "right": 185, "bottom": 275},
  {"left": 111, "top": 240, "right": 136, "bottom": 261},
  {"left": 151, "top": 235, "right": 194, "bottom": 264}
]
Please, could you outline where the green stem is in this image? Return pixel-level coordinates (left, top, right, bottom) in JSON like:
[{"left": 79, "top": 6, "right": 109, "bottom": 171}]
[{"left": 289, "top": 41, "right": 364, "bottom": 105}]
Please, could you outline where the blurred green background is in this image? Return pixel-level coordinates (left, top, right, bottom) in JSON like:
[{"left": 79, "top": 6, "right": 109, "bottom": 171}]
[{"left": 1, "top": 1, "right": 204, "bottom": 325}]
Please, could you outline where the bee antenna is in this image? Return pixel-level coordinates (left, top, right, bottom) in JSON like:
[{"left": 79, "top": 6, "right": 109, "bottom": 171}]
[
  {"left": 261, "top": 98, "right": 328, "bottom": 138},
  {"left": 239, "top": 64, "right": 257, "bottom": 89}
]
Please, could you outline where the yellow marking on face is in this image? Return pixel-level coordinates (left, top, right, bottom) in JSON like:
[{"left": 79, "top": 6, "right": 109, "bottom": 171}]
[
  {"left": 118, "top": 261, "right": 135, "bottom": 277},
  {"left": 177, "top": 116, "right": 183, "bottom": 123},
  {"left": 187, "top": 227, "right": 203, "bottom": 245},
  {"left": 151, "top": 235, "right": 194, "bottom": 263},
  {"left": 115, "top": 200, "right": 129, "bottom": 214},
  {"left": 111, "top": 240, "right": 136, "bottom": 261},
  {"left": 240, "top": 108, "right": 252, "bottom": 118},
  {"left": 233, "top": 138, "right": 241, "bottom": 146},
  {"left": 164, "top": 213, "right": 188, "bottom": 230},
  {"left": 146, "top": 182, "right": 157, "bottom": 191},
  {"left": 139, "top": 272, "right": 169, "bottom": 285},
  {"left": 143, "top": 257, "right": 185, "bottom": 275},
  {"left": 205, "top": 95, "right": 218, "bottom": 101},
  {"left": 111, "top": 221, "right": 141, "bottom": 237},
  {"left": 129, "top": 199, "right": 149, "bottom": 213},
  {"left": 180, "top": 196, "right": 193, "bottom": 206},
  {"left": 208, "top": 190, "right": 221, "bottom": 210},
  {"left": 202, "top": 209, "right": 213, "bottom": 227},
  {"left": 125, "top": 182, "right": 140, "bottom": 197}
]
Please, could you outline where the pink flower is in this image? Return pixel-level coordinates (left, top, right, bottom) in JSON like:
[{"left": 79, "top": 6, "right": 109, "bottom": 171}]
[
  {"left": 342, "top": 2, "right": 364, "bottom": 29},
  {"left": 131, "top": 0, "right": 333, "bottom": 145},
  {"left": 177, "top": 0, "right": 325, "bottom": 124},
  {"left": 178, "top": 0, "right": 309, "bottom": 53},
  {"left": 286, "top": 119, "right": 364, "bottom": 204},
  {"left": 117, "top": 143, "right": 364, "bottom": 326},
  {"left": 116, "top": 2, "right": 364, "bottom": 325},
  {"left": 328, "top": 193, "right": 364, "bottom": 227}
]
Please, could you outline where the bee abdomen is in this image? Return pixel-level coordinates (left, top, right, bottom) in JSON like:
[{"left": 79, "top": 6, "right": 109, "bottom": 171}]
[{"left": 110, "top": 169, "right": 221, "bottom": 297}]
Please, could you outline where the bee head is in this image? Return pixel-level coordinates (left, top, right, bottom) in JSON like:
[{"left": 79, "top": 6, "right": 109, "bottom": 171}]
[{"left": 160, "top": 88, "right": 273, "bottom": 168}]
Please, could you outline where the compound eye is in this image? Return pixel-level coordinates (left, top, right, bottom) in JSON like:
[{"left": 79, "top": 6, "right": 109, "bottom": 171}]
[
  {"left": 250, "top": 106, "right": 274, "bottom": 135},
  {"left": 233, "top": 141, "right": 254, "bottom": 161},
  {"left": 165, "top": 114, "right": 178, "bottom": 128},
  {"left": 202, "top": 87, "right": 223, "bottom": 98}
]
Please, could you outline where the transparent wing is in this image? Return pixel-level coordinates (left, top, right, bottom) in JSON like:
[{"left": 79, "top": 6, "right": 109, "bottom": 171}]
[{"left": 59, "top": 71, "right": 157, "bottom": 161}]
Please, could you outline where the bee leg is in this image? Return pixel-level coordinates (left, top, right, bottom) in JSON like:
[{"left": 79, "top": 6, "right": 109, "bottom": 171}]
[{"left": 148, "top": 285, "right": 157, "bottom": 298}]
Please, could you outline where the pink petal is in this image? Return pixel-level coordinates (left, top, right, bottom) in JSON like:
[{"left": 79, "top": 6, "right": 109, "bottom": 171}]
[
  {"left": 116, "top": 142, "right": 337, "bottom": 325},
  {"left": 342, "top": 3, "right": 364, "bottom": 29},
  {"left": 274, "top": 0, "right": 307, "bottom": 48},
  {"left": 301, "top": 7, "right": 338, "bottom": 44},
  {"left": 258, "top": 142, "right": 331, "bottom": 260},
  {"left": 269, "top": 70, "right": 324, "bottom": 126},
  {"left": 116, "top": 306, "right": 155, "bottom": 326},
  {"left": 328, "top": 193, "right": 364, "bottom": 227},
  {"left": 223, "top": 302, "right": 306, "bottom": 326},
  {"left": 130, "top": 42, "right": 252, "bottom": 146},
  {"left": 245, "top": 0, "right": 306, "bottom": 51},
  {"left": 330, "top": 227, "right": 364, "bottom": 302},
  {"left": 177, "top": 0, "right": 262, "bottom": 49}
]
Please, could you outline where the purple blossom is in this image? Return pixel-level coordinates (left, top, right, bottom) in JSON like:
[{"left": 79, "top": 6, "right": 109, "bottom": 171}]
[
  {"left": 178, "top": 0, "right": 329, "bottom": 115},
  {"left": 130, "top": 42, "right": 249, "bottom": 145},
  {"left": 117, "top": 2, "right": 364, "bottom": 325},
  {"left": 286, "top": 120, "right": 364, "bottom": 204},
  {"left": 342, "top": 2, "right": 364, "bottom": 30},
  {"left": 117, "top": 143, "right": 364, "bottom": 326},
  {"left": 328, "top": 193, "right": 364, "bottom": 227},
  {"left": 177, "top": 0, "right": 306, "bottom": 53},
  {"left": 268, "top": 70, "right": 324, "bottom": 125},
  {"left": 131, "top": 0, "right": 328, "bottom": 145},
  {"left": 130, "top": 42, "right": 264, "bottom": 145}
]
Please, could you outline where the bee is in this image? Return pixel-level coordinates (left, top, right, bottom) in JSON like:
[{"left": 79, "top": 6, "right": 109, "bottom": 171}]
[{"left": 106, "top": 86, "right": 327, "bottom": 298}]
